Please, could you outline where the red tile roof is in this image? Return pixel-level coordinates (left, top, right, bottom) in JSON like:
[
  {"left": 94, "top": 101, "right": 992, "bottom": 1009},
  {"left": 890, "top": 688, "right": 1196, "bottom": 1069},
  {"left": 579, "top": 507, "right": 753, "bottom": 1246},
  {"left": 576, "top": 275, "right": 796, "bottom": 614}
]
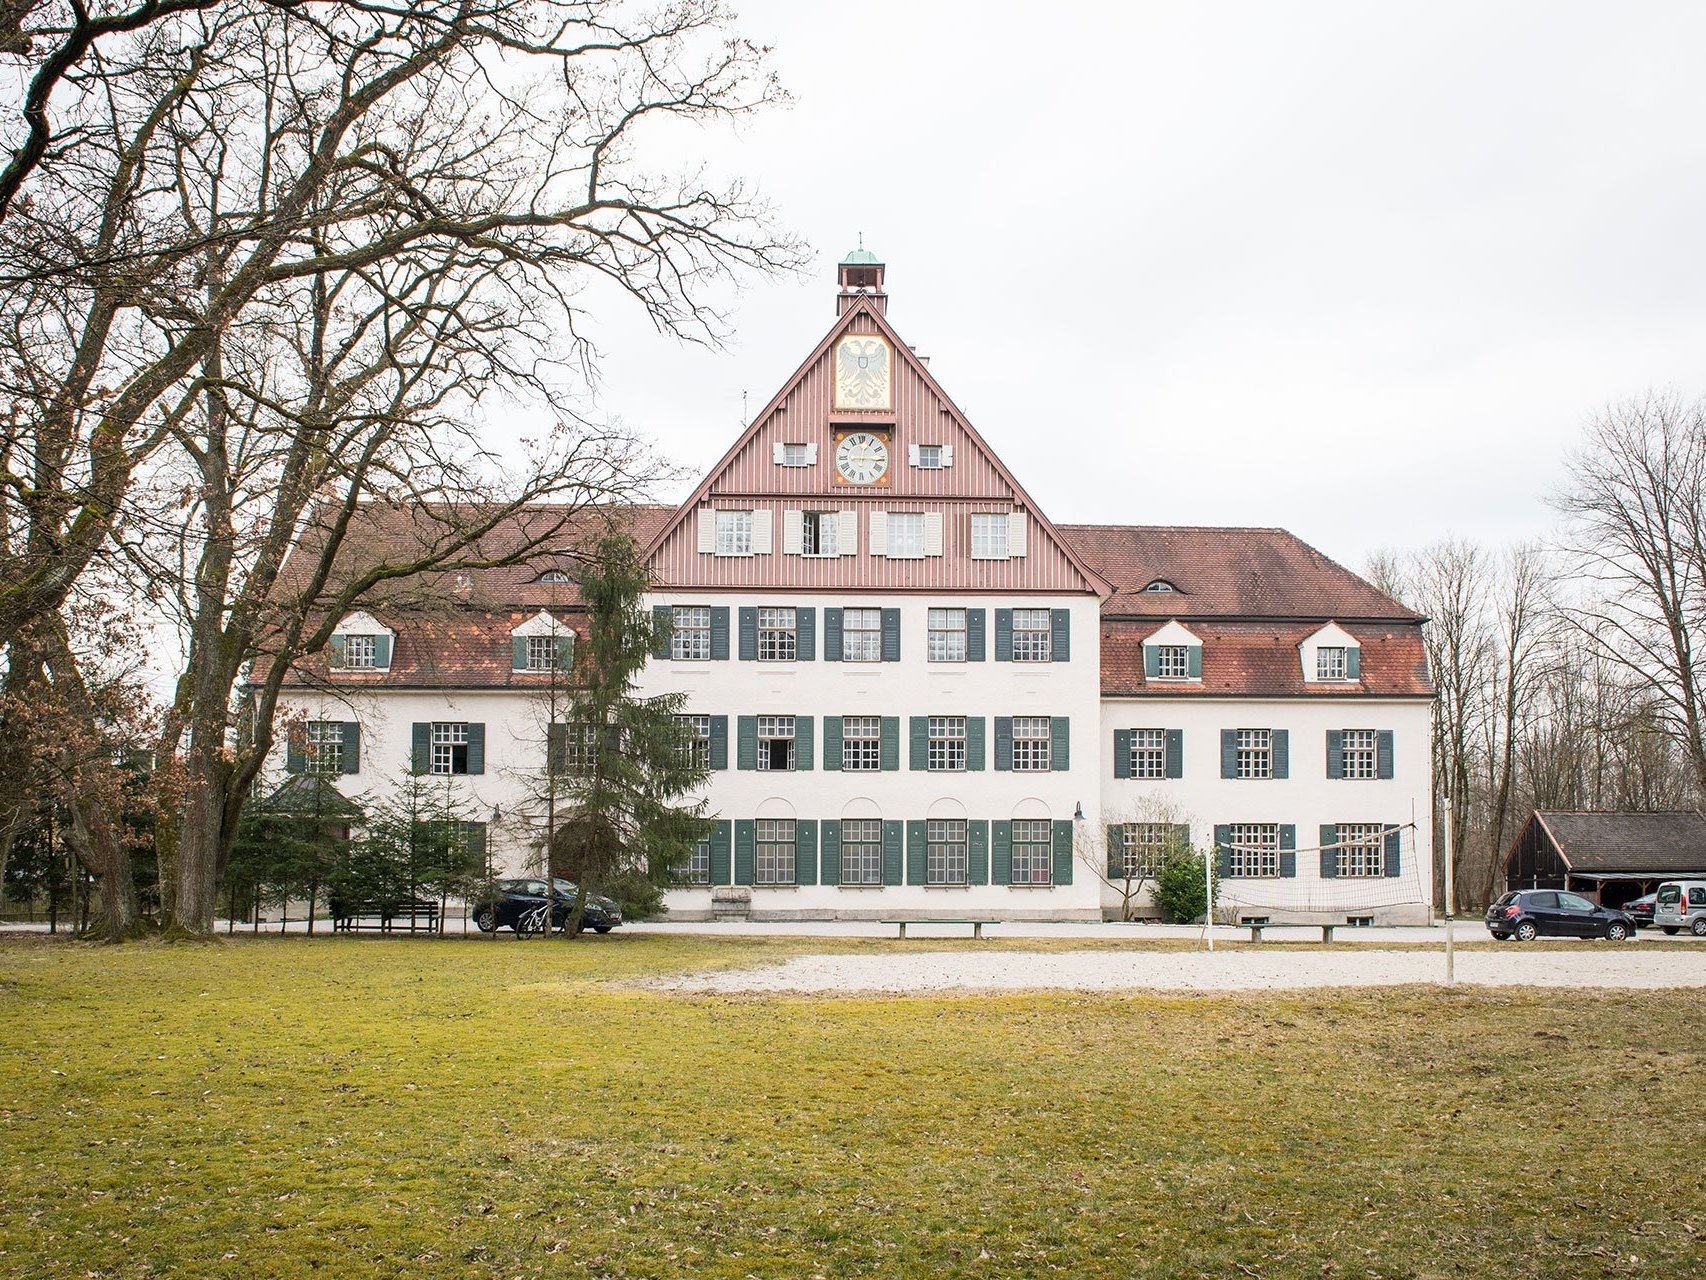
[
  {"left": 1101, "top": 620, "right": 1432, "bottom": 698},
  {"left": 1059, "top": 524, "right": 1420, "bottom": 622}
]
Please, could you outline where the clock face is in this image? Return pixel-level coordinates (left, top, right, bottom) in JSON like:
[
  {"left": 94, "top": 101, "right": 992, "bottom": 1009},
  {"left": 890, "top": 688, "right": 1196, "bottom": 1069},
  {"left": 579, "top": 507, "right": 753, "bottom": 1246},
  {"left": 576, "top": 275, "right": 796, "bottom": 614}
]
[
  {"left": 835, "top": 432, "right": 889, "bottom": 485},
  {"left": 834, "top": 335, "right": 892, "bottom": 410}
]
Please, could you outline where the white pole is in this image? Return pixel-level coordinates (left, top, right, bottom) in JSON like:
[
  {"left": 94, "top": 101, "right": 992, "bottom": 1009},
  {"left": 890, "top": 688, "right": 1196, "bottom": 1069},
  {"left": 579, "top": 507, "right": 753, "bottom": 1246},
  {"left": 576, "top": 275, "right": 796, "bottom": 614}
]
[
  {"left": 1442, "top": 797, "right": 1455, "bottom": 988},
  {"left": 1204, "top": 846, "right": 1214, "bottom": 952}
]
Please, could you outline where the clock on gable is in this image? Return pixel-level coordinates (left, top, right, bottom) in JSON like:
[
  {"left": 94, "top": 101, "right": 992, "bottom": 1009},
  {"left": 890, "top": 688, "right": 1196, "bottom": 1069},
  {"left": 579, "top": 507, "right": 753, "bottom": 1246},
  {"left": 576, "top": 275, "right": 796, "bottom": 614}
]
[
  {"left": 833, "top": 430, "right": 890, "bottom": 485},
  {"left": 834, "top": 334, "right": 892, "bottom": 410}
]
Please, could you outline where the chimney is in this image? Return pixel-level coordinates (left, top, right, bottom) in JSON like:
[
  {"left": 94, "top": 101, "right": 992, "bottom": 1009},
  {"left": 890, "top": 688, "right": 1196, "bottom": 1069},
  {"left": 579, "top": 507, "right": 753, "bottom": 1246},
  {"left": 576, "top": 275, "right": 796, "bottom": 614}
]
[{"left": 836, "top": 240, "right": 886, "bottom": 316}]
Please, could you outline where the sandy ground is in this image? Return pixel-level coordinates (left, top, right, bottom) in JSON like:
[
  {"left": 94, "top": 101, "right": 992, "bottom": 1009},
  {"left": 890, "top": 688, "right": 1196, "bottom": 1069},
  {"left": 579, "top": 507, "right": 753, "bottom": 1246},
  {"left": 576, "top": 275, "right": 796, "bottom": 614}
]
[{"left": 658, "top": 946, "right": 1706, "bottom": 994}]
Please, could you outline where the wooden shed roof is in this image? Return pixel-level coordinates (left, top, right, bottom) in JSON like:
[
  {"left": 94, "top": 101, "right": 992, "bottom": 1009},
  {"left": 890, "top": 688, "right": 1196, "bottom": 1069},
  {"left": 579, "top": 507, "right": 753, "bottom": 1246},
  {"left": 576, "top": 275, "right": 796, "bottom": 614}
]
[{"left": 1529, "top": 811, "right": 1706, "bottom": 876}]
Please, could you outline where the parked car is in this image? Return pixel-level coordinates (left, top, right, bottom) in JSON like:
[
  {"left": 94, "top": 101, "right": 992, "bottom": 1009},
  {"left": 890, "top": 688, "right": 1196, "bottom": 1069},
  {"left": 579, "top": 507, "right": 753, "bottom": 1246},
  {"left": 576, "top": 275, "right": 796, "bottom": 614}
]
[
  {"left": 1653, "top": 880, "right": 1706, "bottom": 936},
  {"left": 1623, "top": 892, "right": 1658, "bottom": 928},
  {"left": 473, "top": 878, "right": 623, "bottom": 935},
  {"left": 1485, "top": 889, "right": 1635, "bottom": 942}
]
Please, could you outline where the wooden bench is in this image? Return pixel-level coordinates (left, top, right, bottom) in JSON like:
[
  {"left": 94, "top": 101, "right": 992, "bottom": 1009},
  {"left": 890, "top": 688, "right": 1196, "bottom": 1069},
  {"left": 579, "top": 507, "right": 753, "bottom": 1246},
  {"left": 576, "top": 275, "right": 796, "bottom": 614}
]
[
  {"left": 1241, "top": 919, "right": 1336, "bottom": 944},
  {"left": 881, "top": 918, "right": 999, "bottom": 939},
  {"left": 330, "top": 899, "right": 442, "bottom": 935}
]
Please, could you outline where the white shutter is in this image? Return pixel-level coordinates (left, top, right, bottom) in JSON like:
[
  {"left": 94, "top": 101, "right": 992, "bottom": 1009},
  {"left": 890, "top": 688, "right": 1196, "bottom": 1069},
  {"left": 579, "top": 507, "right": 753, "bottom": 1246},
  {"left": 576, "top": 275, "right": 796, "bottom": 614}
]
[
  {"left": 838, "top": 510, "right": 858, "bottom": 556},
  {"left": 751, "top": 509, "right": 773, "bottom": 554},
  {"left": 697, "top": 508, "right": 716, "bottom": 554},
  {"left": 869, "top": 510, "right": 888, "bottom": 557},
  {"left": 923, "top": 511, "right": 944, "bottom": 556},
  {"left": 1008, "top": 511, "right": 1029, "bottom": 557},
  {"left": 772, "top": 442, "right": 785, "bottom": 465},
  {"left": 805, "top": 443, "right": 819, "bottom": 465},
  {"left": 908, "top": 443, "right": 920, "bottom": 467},
  {"left": 782, "top": 509, "right": 804, "bottom": 555},
  {"left": 941, "top": 444, "right": 954, "bottom": 467}
]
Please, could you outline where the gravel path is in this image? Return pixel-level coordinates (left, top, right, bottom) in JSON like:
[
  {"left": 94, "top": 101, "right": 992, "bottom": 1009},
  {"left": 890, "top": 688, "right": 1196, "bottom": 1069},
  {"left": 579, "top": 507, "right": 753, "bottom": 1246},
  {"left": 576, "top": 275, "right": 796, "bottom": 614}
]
[{"left": 660, "top": 947, "right": 1706, "bottom": 995}]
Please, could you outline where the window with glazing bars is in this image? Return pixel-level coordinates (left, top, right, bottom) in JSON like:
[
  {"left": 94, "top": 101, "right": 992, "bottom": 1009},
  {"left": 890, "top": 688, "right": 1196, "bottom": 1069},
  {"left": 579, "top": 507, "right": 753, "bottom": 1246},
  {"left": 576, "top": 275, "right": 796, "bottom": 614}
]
[
  {"left": 927, "top": 819, "right": 967, "bottom": 885},
  {"left": 887, "top": 512, "right": 925, "bottom": 558},
  {"left": 758, "top": 608, "right": 797, "bottom": 661},
  {"left": 756, "top": 818, "right": 795, "bottom": 885},
  {"left": 802, "top": 511, "right": 839, "bottom": 556},
  {"left": 715, "top": 510, "right": 752, "bottom": 556},
  {"left": 780, "top": 443, "right": 809, "bottom": 466},
  {"left": 841, "top": 716, "right": 881, "bottom": 771},
  {"left": 1341, "top": 729, "right": 1377, "bottom": 779},
  {"left": 1129, "top": 728, "right": 1165, "bottom": 779},
  {"left": 430, "top": 722, "right": 470, "bottom": 775},
  {"left": 757, "top": 716, "right": 795, "bottom": 771},
  {"left": 553, "top": 722, "right": 599, "bottom": 775},
  {"left": 842, "top": 608, "right": 882, "bottom": 661},
  {"left": 671, "top": 606, "right": 711, "bottom": 660},
  {"left": 970, "top": 513, "right": 1008, "bottom": 559},
  {"left": 1236, "top": 728, "right": 1272, "bottom": 779},
  {"left": 928, "top": 717, "right": 966, "bottom": 771},
  {"left": 526, "top": 634, "right": 567, "bottom": 671},
  {"left": 1156, "top": 645, "right": 1189, "bottom": 678},
  {"left": 678, "top": 715, "right": 711, "bottom": 770},
  {"left": 1011, "top": 818, "right": 1052, "bottom": 884},
  {"left": 915, "top": 445, "right": 945, "bottom": 468},
  {"left": 927, "top": 608, "right": 967, "bottom": 662},
  {"left": 305, "top": 721, "right": 343, "bottom": 774},
  {"left": 1011, "top": 608, "right": 1052, "bottom": 662},
  {"left": 337, "top": 635, "right": 378, "bottom": 669},
  {"left": 1317, "top": 646, "right": 1349, "bottom": 680},
  {"left": 1122, "top": 823, "right": 1174, "bottom": 878},
  {"left": 1225, "top": 823, "right": 1279, "bottom": 877},
  {"left": 686, "top": 837, "right": 712, "bottom": 885},
  {"left": 841, "top": 818, "right": 882, "bottom": 886},
  {"left": 1334, "top": 823, "right": 1386, "bottom": 877},
  {"left": 1012, "top": 716, "right": 1051, "bottom": 771}
]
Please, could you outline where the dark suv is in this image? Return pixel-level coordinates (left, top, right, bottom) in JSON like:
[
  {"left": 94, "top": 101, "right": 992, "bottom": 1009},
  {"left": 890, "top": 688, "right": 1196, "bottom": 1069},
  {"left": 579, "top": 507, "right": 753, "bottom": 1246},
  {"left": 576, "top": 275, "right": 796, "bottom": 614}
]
[
  {"left": 1486, "top": 889, "right": 1634, "bottom": 942},
  {"left": 473, "top": 878, "right": 623, "bottom": 936}
]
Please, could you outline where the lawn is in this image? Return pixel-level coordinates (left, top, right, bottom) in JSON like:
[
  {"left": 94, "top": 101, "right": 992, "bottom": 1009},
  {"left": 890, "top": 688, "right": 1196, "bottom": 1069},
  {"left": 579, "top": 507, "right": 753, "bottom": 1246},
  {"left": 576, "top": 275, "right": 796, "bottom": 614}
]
[{"left": 1, "top": 934, "right": 1700, "bottom": 1279}]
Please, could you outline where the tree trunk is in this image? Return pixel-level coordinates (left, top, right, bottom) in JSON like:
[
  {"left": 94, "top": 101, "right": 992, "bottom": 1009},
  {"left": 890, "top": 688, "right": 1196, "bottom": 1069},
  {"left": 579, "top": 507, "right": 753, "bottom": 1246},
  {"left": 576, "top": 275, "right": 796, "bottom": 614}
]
[{"left": 169, "top": 738, "right": 237, "bottom": 937}]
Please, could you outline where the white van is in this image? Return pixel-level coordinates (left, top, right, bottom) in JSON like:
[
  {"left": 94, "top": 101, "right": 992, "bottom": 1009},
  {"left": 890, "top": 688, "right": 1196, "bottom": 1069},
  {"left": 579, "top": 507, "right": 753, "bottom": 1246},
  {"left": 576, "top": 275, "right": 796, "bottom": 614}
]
[{"left": 1653, "top": 880, "right": 1706, "bottom": 935}]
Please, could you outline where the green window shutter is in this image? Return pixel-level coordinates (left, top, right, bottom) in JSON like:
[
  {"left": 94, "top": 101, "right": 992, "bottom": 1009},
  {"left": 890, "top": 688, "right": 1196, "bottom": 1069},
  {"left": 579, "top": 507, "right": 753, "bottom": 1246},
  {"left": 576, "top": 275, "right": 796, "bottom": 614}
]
[
  {"left": 651, "top": 605, "right": 672, "bottom": 659},
  {"left": 1326, "top": 730, "right": 1344, "bottom": 779},
  {"left": 994, "top": 609, "right": 1013, "bottom": 661},
  {"left": 1213, "top": 825, "right": 1232, "bottom": 878},
  {"left": 1165, "top": 729, "right": 1183, "bottom": 779},
  {"left": 880, "top": 717, "right": 900, "bottom": 771},
  {"left": 967, "top": 608, "right": 987, "bottom": 661},
  {"left": 1385, "top": 825, "right": 1402, "bottom": 877},
  {"left": 328, "top": 636, "right": 347, "bottom": 669},
  {"left": 342, "top": 722, "right": 361, "bottom": 774},
  {"left": 966, "top": 717, "right": 986, "bottom": 771},
  {"left": 881, "top": 609, "right": 901, "bottom": 661},
  {"left": 967, "top": 820, "right": 989, "bottom": 884},
  {"left": 555, "top": 635, "right": 574, "bottom": 671},
  {"left": 1377, "top": 731, "right": 1394, "bottom": 779},
  {"left": 512, "top": 636, "right": 528, "bottom": 670},
  {"left": 1186, "top": 645, "right": 1201, "bottom": 679},
  {"left": 466, "top": 723, "right": 486, "bottom": 775},
  {"left": 823, "top": 608, "right": 843, "bottom": 662},
  {"left": 797, "top": 607, "right": 817, "bottom": 661},
  {"left": 823, "top": 715, "right": 843, "bottom": 770},
  {"left": 372, "top": 634, "right": 391, "bottom": 669},
  {"left": 1052, "top": 820, "right": 1074, "bottom": 885},
  {"left": 881, "top": 821, "right": 903, "bottom": 886},
  {"left": 709, "top": 607, "right": 730, "bottom": 660},
  {"left": 1106, "top": 824, "right": 1125, "bottom": 878},
  {"left": 1050, "top": 609, "right": 1071, "bottom": 662},
  {"left": 465, "top": 821, "right": 488, "bottom": 866},
  {"left": 1143, "top": 645, "right": 1159, "bottom": 679},
  {"left": 1347, "top": 646, "right": 1362, "bottom": 680},
  {"left": 909, "top": 717, "right": 929, "bottom": 771},
  {"left": 821, "top": 820, "right": 842, "bottom": 885},
  {"left": 1320, "top": 825, "right": 1340, "bottom": 878},
  {"left": 736, "top": 716, "right": 757, "bottom": 770},
  {"left": 709, "top": 716, "right": 728, "bottom": 770},
  {"left": 733, "top": 820, "right": 755, "bottom": 885},
  {"left": 1220, "top": 730, "right": 1238, "bottom": 778},
  {"left": 1050, "top": 717, "right": 1070, "bottom": 772},
  {"left": 1172, "top": 823, "right": 1191, "bottom": 852},
  {"left": 1113, "top": 729, "right": 1132, "bottom": 778},
  {"left": 795, "top": 820, "right": 818, "bottom": 885},
  {"left": 285, "top": 730, "right": 305, "bottom": 774},
  {"left": 906, "top": 821, "right": 927, "bottom": 885},
  {"left": 738, "top": 607, "right": 758, "bottom": 661},
  {"left": 992, "top": 821, "right": 1013, "bottom": 885},
  {"left": 1272, "top": 729, "right": 1289, "bottom": 779},
  {"left": 710, "top": 821, "right": 732, "bottom": 883},
  {"left": 410, "top": 723, "right": 430, "bottom": 774},
  {"left": 1278, "top": 825, "right": 1296, "bottom": 878},
  {"left": 794, "top": 716, "right": 814, "bottom": 771},
  {"left": 548, "top": 722, "right": 570, "bottom": 775},
  {"left": 994, "top": 716, "right": 1013, "bottom": 771}
]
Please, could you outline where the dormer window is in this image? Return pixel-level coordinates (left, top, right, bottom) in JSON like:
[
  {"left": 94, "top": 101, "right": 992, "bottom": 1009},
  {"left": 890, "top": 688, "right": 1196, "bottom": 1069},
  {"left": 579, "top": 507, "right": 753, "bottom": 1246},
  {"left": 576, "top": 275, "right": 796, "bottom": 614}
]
[
  {"left": 1141, "top": 621, "right": 1202, "bottom": 682},
  {"left": 524, "top": 634, "right": 573, "bottom": 671},
  {"left": 511, "top": 610, "right": 574, "bottom": 672},
  {"left": 1317, "top": 646, "right": 1349, "bottom": 681},
  {"left": 1156, "top": 645, "right": 1189, "bottom": 679},
  {"left": 1144, "top": 579, "right": 1177, "bottom": 593},
  {"left": 341, "top": 636, "right": 377, "bottom": 669},
  {"left": 329, "top": 616, "right": 392, "bottom": 672},
  {"left": 540, "top": 570, "right": 572, "bottom": 584}
]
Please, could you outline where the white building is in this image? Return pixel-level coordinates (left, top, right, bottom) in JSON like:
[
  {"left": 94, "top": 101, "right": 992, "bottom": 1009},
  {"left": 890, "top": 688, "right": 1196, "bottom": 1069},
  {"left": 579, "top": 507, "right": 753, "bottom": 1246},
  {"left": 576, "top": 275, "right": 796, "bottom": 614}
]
[{"left": 274, "top": 251, "right": 1435, "bottom": 925}]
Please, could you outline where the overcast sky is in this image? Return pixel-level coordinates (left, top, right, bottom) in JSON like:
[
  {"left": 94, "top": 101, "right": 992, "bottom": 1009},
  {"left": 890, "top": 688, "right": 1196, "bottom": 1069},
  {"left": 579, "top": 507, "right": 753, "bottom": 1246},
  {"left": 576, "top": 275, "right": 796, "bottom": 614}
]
[{"left": 575, "top": 0, "right": 1706, "bottom": 573}]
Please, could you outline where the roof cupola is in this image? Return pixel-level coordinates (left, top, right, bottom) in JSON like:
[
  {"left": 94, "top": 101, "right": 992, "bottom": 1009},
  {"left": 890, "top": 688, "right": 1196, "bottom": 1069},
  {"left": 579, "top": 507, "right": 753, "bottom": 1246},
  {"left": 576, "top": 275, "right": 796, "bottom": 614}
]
[{"left": 837, "top": 238, "right": 886, "bottom": 315}]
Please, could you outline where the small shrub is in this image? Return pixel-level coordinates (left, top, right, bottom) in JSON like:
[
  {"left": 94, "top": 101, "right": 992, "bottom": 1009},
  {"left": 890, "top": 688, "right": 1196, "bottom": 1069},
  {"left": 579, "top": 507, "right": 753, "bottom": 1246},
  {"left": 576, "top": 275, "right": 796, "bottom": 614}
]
[{"left": 1153, "top": 849, "right": 1219, "bottom": 924}]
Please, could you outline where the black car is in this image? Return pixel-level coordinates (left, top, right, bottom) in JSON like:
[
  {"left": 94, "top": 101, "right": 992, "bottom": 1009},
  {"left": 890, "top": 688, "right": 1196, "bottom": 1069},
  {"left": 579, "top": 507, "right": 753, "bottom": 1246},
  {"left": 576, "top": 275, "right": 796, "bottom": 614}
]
[
  {"left": 1623, "top": 892, "right": 1658, "bottom": 928},
  {"left": 1485, "top": 889, "right": 1634, "bottom": 942},
  {"left": 473, "top": 878, "right": 623, "bottom": 936}
]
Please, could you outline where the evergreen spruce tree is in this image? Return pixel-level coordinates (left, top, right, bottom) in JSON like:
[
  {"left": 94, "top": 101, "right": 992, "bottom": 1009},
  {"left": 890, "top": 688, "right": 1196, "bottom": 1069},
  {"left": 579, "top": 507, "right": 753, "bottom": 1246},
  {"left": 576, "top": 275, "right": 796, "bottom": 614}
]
[{"left": 544, "top": 527, "right": 709, "bottom": 934}]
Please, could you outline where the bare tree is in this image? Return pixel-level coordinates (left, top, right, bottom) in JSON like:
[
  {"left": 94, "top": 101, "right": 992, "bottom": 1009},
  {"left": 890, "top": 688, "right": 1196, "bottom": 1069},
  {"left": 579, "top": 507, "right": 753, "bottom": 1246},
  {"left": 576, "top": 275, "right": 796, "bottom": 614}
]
[{"left": 1480, "top": 543, "right": 1546, "bottom": 904}]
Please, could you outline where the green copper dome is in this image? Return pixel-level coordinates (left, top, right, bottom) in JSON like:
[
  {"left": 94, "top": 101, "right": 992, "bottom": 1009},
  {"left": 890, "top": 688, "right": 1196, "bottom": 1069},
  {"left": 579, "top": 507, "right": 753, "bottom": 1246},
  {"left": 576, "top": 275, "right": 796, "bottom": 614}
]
[{"left": 841, "top": 245, "right": 880, "bottom": 265}]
